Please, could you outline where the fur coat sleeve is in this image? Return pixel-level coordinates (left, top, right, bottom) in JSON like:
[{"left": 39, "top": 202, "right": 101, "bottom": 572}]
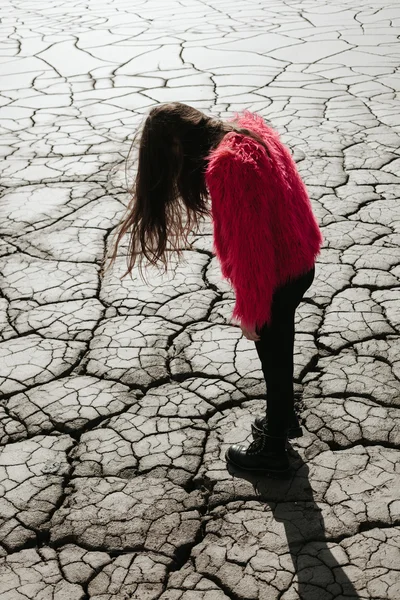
[{"left": 205, "top": 135, "right": 277, "bottom": 331}]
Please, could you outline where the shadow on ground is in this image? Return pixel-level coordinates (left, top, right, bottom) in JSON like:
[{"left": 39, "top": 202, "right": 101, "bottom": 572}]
[{"left": 227, "top": 447, "right": 361, "bottom": 600}]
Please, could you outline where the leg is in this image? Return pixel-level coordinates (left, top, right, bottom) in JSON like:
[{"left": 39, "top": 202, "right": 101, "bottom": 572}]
[
  {"left": 255, "top": 301, "right": 296, "bottom": 436},
  {"left": 254, "top": 266, "right": 315, "bottom": 436},
  {"left": 224, "top": 266, "right": 315, "bottom": 474}
]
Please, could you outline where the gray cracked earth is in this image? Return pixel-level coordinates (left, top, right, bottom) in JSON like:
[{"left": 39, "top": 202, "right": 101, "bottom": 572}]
[{"left": 0, "top": 0, "right": 400, "bottom": 598}]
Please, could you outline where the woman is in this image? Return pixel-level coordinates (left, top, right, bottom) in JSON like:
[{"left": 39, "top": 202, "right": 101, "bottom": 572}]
[{"left": 104, "top": 102, "right": 323, "bottom": 476}]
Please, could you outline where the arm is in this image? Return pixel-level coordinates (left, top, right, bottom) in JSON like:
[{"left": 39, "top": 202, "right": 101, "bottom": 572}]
[{"left": 206, "top": 138, "right": 276, "bottom": 331}]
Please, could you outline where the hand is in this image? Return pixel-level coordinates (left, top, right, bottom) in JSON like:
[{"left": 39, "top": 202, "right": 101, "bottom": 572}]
[{"left": 240, "top": 323, "right": 261, "bottom": 342}]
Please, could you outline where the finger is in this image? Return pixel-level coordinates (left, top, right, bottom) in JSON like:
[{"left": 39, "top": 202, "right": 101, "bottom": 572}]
[{"left": 242, "top": 329, "right": 259, "bottom": 341}]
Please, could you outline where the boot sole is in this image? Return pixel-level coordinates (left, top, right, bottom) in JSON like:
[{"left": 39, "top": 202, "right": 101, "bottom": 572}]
[
  {"left": 251, "top": 424, "right": 303, "bottom": 440},
  {"left": 225, "top": 450, "right": 292, "bottom": 478}
]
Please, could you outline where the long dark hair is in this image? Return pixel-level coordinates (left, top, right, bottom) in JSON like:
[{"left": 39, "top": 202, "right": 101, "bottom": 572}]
[{"left": 103, "top": 102, "right": 268, "bottom": 282}]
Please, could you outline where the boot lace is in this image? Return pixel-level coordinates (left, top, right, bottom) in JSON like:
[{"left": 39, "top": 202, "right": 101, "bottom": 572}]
[{"left": 247, "top": 434, "right": 265, "bottom": 455}]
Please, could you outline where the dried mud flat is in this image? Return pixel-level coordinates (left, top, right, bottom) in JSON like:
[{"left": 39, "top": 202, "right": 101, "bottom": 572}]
[{"left": 0, "top": 0, "right": 399, "bottom": 598}]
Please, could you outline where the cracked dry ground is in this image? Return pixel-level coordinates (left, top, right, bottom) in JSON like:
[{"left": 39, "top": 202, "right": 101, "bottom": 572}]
[{"left": 0, "top": 0, "right": 399, "bottom": 599}]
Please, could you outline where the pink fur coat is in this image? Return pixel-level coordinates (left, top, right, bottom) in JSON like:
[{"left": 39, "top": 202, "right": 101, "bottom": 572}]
[{"left": 205, "top": 110, "right": 323, "bottom": 330}]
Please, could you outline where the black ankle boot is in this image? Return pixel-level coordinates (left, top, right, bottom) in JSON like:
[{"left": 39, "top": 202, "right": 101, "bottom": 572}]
[
  {"left": 225, "top": 432, "right": 290, "bottom": 475},
  {"left": 251, "top": 413, "right": 303, "bottom": 440}
]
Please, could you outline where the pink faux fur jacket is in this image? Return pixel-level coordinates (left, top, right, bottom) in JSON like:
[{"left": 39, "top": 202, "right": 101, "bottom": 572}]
[{"left": 205, "top": 110, "right": 323, "bottom": 330}]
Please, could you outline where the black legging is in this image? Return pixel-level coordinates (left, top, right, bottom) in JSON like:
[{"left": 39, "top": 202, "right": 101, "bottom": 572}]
[{"left": 254, "top": 265, "right": 315, "bottom": 436}]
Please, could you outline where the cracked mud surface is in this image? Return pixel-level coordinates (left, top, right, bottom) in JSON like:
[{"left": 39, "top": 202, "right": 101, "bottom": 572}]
[{"left": 1, "top": 0, "right": 399, "bottom": 598}]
